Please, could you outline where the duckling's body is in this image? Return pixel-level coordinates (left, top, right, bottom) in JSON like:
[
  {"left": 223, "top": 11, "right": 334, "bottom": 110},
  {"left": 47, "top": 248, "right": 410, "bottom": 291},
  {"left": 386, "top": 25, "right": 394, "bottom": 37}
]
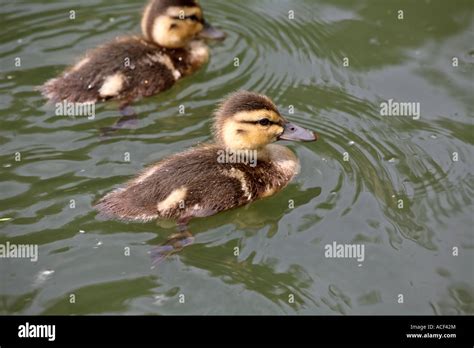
[
  {"left": 41, "top": 37, "right": 208, "bottom": 104},
  {"left": 41, "top": 0, "right": 224, "bottom": 104},
  {"left": 95, "top": 91, "right": 318, "bottom": 223},
  {"left": 95, "top": 143, "right": 298, "bottom": 222}
]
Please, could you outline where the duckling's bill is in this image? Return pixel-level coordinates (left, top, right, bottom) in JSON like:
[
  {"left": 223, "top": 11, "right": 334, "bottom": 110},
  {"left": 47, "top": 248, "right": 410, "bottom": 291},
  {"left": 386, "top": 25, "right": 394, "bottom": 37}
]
[
  {"left": 278, "top": 121, "right": 318, "bottom": 142},
  {"left": 198, "top": 20, "right": 226, "bottom": 40}
]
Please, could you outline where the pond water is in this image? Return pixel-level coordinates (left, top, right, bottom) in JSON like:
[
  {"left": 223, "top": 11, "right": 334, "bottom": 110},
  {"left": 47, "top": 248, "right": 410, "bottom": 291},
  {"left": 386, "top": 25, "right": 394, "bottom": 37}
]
[{"left": 0, "top": 0, "right": 473, "bottom": 315}]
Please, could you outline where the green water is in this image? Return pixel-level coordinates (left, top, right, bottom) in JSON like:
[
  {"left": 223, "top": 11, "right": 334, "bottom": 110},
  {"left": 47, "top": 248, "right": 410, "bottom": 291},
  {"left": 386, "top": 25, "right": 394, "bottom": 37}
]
[{"left": 0, "top": 0, "right": 473, "bottom": 315}]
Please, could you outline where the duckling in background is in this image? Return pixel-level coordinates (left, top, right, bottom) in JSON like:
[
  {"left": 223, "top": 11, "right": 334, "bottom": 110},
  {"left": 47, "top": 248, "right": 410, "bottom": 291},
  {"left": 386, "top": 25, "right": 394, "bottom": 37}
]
[
  {"left": 95, "top": 91, "right": 318, "bottom": 260},
  {"left": 40, "top": 0, "right": 225, "bottom": 107}
]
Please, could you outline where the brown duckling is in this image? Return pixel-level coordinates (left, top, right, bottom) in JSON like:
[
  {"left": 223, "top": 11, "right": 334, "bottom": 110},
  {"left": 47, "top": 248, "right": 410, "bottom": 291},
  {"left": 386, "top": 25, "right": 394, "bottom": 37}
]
[
  {"left": 94, "top": 91, "right": 318, "bottom": 226},
  {"left": 40, "top": 0, "right": 225, "bottom": 106}
]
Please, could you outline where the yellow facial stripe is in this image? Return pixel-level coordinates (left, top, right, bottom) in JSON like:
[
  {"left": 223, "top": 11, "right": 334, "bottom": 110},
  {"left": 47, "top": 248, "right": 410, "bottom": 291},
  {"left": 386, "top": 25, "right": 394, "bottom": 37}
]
[
  {"left": 221, "top": 121, "right": 252, "bottom": 149},
  {"left": 220, "top": 116, "right": 285, "bottom": 150},
  {"left": 152, "top": 14, "right": 203, "bottom": 48},
  {"left": 166, "top": 6, "right": 202, "bottom": 19},
  {"left": 232, "top": 110, "right": 282, "bottom": 123},
  {"left": 269, "top": 124, "right": 284, "bottom": 135}
]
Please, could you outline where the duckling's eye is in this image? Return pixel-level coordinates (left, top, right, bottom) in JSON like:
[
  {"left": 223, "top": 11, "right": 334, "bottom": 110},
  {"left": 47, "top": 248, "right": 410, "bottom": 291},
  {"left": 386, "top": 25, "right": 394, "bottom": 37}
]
[
  {"left": 259, "top": 118, "right": 270, "bottom": 126},
  {"left": 171, "top": 15, "right": 200, "bottom": 22}
]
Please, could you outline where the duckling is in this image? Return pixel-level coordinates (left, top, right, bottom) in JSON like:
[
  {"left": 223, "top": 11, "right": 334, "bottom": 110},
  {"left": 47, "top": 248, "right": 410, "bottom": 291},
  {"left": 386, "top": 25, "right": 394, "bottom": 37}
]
[
  {"left": 94, "top": 91, "right": 318, "bottom": 225},
  {"left": 40, "top": 0, "right": 225, "bottom": 106}
]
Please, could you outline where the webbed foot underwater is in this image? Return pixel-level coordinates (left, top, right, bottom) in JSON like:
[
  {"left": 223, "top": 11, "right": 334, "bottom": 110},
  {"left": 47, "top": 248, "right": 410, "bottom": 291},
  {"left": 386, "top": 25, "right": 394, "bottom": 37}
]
[
  {"left": 94, "top": 91, "right": 318, "bottom": 224},
  {"left": 150, "top": 230, "right": 195, "bottom": 265},
  {"left": 40, "top": 0, "right": 226, "bottom": 105}
]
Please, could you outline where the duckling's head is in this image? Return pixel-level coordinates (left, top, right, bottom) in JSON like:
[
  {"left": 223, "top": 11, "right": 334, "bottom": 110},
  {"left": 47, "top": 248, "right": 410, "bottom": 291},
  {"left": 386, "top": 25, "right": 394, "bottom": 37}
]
[
  {"left": 141, "top": 0, "right": 226, "bottom": 48},
  {"left": 213, "top": 91, "right": 318, "bottom": 150}
]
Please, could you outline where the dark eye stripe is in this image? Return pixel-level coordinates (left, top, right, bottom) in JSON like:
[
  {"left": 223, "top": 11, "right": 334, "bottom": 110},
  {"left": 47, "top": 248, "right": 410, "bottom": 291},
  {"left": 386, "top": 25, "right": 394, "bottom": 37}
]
[
  {"left": 171, "top": 15, "right": 201, "bottom": 22},
  {"left": 240, "top": 119, "right": 277, "bottom": 125}
]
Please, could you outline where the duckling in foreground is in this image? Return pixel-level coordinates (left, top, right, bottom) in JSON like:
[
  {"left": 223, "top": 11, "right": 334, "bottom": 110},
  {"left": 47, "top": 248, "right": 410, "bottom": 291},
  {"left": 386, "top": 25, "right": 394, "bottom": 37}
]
[
  {"left": 40, "top": 0, "right": 225, "bottom": 106},
  {"left": 95, "top": 91, "right": 318, "bottom": 226}
]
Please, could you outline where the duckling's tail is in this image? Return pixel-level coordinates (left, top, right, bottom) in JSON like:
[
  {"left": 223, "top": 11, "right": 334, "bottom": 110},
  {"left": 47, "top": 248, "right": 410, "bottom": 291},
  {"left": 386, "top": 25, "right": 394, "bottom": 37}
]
[
  {"left": 38, "top": 79, "right": 57, "bottom": 103},
  {"left": 39, "top": 77, "right": 99, "bottom": 104},
  {"left": 94, "top": 188, "right": 159, "bottom": 223}
]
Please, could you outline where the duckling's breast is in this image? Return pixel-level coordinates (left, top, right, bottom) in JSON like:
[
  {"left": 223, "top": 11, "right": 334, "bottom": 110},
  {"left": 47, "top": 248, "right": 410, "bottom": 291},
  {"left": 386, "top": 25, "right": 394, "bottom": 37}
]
[
  {"left": 163, "top": 40, "right": 209, "bottom": 77},
  {"left": 188, "top": 40, "right": 210, "bottom": 70},
  {"left": 265, "top": 144, "right": 300, "bottom": 178},
  {"left": 256, "top": 144, "right": 300, "bottom": 198}
]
